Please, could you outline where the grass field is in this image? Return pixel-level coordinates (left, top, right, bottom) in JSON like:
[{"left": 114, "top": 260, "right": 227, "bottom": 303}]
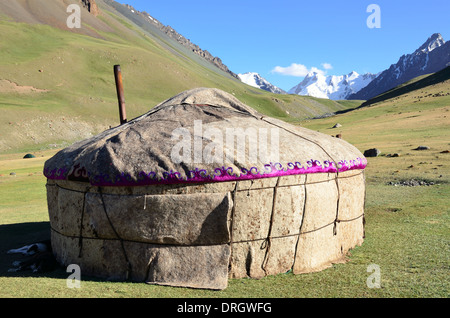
[{"left": 0, "top": 78, "right": 448, "bottom": 298}]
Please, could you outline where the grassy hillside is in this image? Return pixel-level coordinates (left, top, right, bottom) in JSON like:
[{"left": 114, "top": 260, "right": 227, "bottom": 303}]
[
  {"left": 0, "top": 0, "right": 356, "bottom": 153},
  {"left": 359, "top": 66, "right": 450, "bottom": 107}
]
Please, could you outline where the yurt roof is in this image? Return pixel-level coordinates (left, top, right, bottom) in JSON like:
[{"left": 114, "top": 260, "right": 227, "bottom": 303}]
[{"left": 44, "top": 88, "right": 367, "bottom": 186}]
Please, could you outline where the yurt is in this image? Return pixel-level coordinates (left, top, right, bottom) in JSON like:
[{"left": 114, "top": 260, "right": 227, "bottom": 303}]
[{"left": 44, "top": 88, "right": 367, "bottom": 290}]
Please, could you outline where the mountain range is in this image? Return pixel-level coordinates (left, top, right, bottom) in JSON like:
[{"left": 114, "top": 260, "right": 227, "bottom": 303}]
[
  {"left": 287, "top": 71, "right": 377, "bottom": 100},
  {"left": 243, "top": 33, "right": 450, "bottom": 100},
  {"left": 349, "top": 33, "right": 450, "bottom": 100},
  {"left": 106, "top": 5, "right": 449, "bottom": 101}
]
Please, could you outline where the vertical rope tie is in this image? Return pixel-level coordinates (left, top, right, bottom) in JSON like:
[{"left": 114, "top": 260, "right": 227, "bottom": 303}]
[
  {"left": 333, "top": 171, "right": 341, "bottom": 236},
  {"left": 362, "top": 170, "right": 367, "bottom": 239},
  {"left": 261, "top": 177, "right": 281, "bottom": 274},
  {"left": 78, "top": 188, "right": 90, "bottom": 258},
  {"left": 291, "top": 174, "right": 308, "bottom": 271},
  {"left": 228, "top": 181, "right": 239, "bottom": 272},
  {"left": 98, "top": 187, "right": 133, "bottom": 281}
]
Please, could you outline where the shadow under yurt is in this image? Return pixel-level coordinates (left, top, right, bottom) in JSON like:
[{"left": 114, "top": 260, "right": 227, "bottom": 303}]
[{"left": 44, "top": 87, "right": 367, "bottom": 290}]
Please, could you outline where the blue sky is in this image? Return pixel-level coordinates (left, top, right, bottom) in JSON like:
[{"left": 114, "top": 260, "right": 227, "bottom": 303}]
[{"left": 116, "top": 0, "right": 449, "bottom": 91}]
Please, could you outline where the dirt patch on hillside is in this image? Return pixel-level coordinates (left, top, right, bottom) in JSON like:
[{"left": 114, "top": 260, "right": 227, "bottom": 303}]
[
  {"left": 1, "top": 114, "right": 109, "bottom": 153},
  {"left": 0, "top": 80, "right": 49, "bottom": 93},
  {"left": 0, "top": 0, "right": 113, "bottom": 39}
]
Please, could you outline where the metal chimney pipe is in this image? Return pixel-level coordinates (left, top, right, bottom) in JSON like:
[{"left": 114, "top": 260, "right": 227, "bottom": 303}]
[{"left": 114, "top": 65, "right": 127, "bottom": 125}]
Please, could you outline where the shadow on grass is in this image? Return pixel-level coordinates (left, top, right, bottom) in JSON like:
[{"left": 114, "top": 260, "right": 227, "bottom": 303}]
[
  {"left": 0, "top": 222, "right": 74, "bottom": 280},
  {"left": 0, "top": 222, "right": 66, "bottom": 278},
  {"left": 0, "top": 222, "right": 118, "bottom": 283}
]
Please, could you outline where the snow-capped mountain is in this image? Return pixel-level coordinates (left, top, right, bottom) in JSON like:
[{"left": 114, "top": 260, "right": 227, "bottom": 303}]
[
  {"left": 349, "top": 33, "right": 450, "bottom": 100},
  {"left": 288, "top": 71, "right": 377, "bottom": 100},
  {"left": 238, "top": 72, "right": 286, "bottom": 94}
]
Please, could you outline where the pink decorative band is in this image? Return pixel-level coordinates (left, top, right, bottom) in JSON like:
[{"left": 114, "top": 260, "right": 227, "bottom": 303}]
[{"left": 44, "top": 157, "right": 367, "bottom": 187}]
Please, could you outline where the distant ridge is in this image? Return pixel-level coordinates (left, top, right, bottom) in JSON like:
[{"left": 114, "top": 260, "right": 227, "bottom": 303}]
[
  {"left": 360, "top": 66, "right": 450, "bottom": 107},
  {"left": 238, "top": 72, "right": 286, "bottom": 94},
  {"left": 116, "top": 1, "right": 239, "bottom": 79},
  {"left": 349, "top": 33, "right": 450, "bottom": 100}
]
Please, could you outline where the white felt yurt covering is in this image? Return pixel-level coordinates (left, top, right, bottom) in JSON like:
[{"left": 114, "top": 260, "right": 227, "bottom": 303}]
[{"left": 44, "top": 88, "right": 367, "bottom": 290}]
